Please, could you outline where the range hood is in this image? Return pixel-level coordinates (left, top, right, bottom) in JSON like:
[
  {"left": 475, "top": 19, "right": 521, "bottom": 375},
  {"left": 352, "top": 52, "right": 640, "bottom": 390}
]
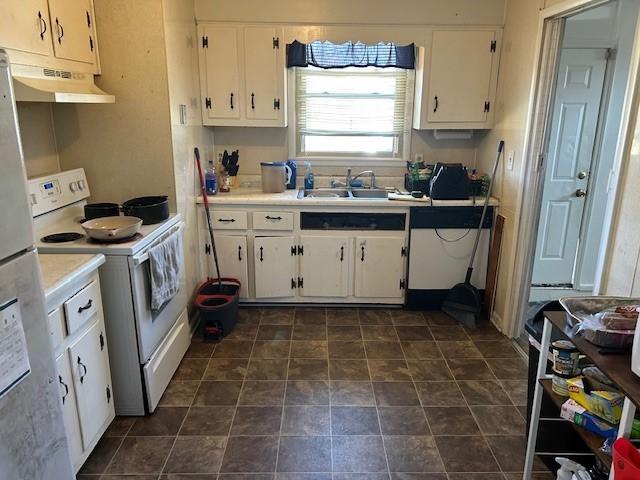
[{"left": 11, "top": 64, "right": 114, "bottom": 103}]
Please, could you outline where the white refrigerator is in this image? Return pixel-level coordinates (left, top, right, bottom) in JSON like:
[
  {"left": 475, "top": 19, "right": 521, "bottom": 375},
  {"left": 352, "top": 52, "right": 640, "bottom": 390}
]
[{"left": 0, "top": 49, "right": 74, "bottom": 479}]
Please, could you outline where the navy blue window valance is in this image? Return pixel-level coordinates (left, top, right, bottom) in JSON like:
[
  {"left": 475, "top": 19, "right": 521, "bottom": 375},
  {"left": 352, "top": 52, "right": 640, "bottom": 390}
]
[{"left": 287, "top": 40, "right": 415, "bottom": 70}]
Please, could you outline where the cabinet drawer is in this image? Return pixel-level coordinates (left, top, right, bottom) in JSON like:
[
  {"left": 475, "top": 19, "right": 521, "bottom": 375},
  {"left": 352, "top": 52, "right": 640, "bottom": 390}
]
[
  {"left": 64, "top": 280, "right": 100, "bottom": 335},
  {"left": 252, "top": 211, "right": 294, "bottom": 230},
  {"left": 48, "top": 307, "right": 66, "bottom": 350},
  {"left": 211, "top": 210, "right": 247, "bottom": 229}
]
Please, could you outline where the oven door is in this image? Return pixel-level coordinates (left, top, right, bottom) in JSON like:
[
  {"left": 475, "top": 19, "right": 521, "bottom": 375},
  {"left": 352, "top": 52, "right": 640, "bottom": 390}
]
[{"left": 128, "top": 222, "right": 187, "bottom": 363}]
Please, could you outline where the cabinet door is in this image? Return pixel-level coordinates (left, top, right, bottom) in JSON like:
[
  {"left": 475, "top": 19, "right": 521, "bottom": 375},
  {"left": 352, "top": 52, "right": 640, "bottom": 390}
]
[
  {"left": 0, "top": 0, "right": 53, "bottom": 57},
  {"left": 427, "top": 30, "right": 495, "bottom": 123},
  {"left": 244, "top": 27, "right": 283, "bottom": 122},
  {"left": 48, "top": 0, "right": 96, "bottom": 64},
  {"left": 354, "top": 236, "right": 405, "bottom": 298},
  {"left": 201, "top": 26, "right": 241, "bottom": 120},
  {"left": 55, "top": 352, "right": 83, "bottom": 470},
  {"left": 254, "top": 236, "right": 296, "bottom": 298},
  {"left": 69, "top": 317, "right": 113, "bottom": 449},
  {"left": 299, "top": 236, "right": 350, "bottom": 298},
  {"left": 213, "top": 235, "right": 249, "bottom": 298}
]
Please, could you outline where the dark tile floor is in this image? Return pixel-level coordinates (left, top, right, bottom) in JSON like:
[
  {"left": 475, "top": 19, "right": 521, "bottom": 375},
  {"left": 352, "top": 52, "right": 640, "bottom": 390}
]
[{"left": 77, "top": 307, "right": 553, "bottom": 480}]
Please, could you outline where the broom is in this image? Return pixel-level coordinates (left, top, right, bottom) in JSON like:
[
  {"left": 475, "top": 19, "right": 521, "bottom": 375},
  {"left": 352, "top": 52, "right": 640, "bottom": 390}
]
[{"left": 442, "top": 140, "right": 504, "bottom": 328}]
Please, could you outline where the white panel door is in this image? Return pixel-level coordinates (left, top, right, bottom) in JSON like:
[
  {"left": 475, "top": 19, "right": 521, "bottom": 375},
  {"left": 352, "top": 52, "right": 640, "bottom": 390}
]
[
  {"left": 254, "top": 236, "right": 296, "bottom": 299},
  {"left": 214, "top": 235, "right": 249, "bottom": 298},
  {"left": 427, "top": 30, "right": 495, "bottom": 123},
  {"left": 299, "top": 236, "right": 350, "bottom": 298},
  {"left": 48, "top": 0, "right": 96, "bottom": 64},
  {"left": 202, "top": 26, "right": 241, "bottom": 120},
  {"left": 354, "top": 236, "right": 405, "bottom": 298},
  {"left": 244, "top": 27, "right": 282, "bottom": 122},
  {"left": 69, "top": 317, "right": 113, "bottom": 448},
  {"left": 532, "top": 49, "right": 608, "bottom": 286},
  {"left": 0, "top": 0, "right": 53, "bottom": 57},
  {"left": 55, "top": 352, "right": 83, "bottom": 469}
]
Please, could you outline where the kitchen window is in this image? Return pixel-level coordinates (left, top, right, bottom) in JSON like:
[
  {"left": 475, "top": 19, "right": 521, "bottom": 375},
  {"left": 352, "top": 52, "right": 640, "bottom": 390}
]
[{"left": 291, "top": 66, "right": 414, "bottom": 162}]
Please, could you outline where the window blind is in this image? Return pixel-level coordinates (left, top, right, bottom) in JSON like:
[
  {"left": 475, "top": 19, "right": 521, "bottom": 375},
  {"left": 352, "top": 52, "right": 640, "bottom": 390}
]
[{"left": 295, "top": 67, "right": 408, "bottom": 139}]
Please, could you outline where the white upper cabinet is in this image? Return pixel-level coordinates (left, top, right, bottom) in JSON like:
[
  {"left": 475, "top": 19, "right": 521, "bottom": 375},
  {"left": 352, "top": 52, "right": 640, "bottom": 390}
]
[
  {"left": 244, "top": 27, "right": 283, "bottom": 121},
  {"left": 198, "top": 23, "right": 286, "bottom": 127},
  {"left": 0, "top": 0, "right": 53, "bottom": 57},
  {"left": 48, "top": 0, "right": 96, "bottom": 65},
  {"left": 0, "top": 0, "right": 99, "bottom": 73},
  {"left": 413, "top": 28, "right": 501, "bottom": 129}
]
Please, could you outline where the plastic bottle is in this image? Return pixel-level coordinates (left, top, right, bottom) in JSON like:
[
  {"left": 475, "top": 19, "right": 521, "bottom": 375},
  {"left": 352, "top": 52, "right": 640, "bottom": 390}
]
[
  {"left": 304, "top": 162, "right": 314, "bottom": 189},
  {"left": 555, "top": 457, "right": 589, "bottom": 480},
  {"left": 205, "top": 159, "right": 217, "bottom": 195}
]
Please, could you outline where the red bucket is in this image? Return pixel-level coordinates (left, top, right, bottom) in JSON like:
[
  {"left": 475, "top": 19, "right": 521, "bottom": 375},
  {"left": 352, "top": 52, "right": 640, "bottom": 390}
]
[
  {"left": 195, "top": 278, "right": 241, "bottom": 341},
  {"left": 613, "top": 438, "right": 640, "bottom": 480}
]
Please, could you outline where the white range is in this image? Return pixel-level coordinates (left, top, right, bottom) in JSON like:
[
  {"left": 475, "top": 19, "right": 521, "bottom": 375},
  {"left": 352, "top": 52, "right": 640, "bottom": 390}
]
[{"left": 30, "top": 168, "right": 190, "bottom": 415}]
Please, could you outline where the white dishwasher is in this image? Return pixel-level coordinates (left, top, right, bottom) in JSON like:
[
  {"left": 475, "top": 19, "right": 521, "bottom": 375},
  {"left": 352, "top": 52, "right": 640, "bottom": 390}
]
[{"left": 406, "top": 206, "right": 493, "bottom": 309}]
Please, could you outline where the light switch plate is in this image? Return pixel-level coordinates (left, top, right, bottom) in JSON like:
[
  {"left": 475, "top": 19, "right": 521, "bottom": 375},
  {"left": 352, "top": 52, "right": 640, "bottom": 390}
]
[{"left": 507, "top": 151, "right": 515, "bottom": 171}]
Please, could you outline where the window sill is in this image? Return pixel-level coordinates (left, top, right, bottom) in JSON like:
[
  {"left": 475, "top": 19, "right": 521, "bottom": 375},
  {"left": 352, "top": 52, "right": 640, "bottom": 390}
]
[{"left": 292, "top": 156, "right": 406, "bottom": 168}]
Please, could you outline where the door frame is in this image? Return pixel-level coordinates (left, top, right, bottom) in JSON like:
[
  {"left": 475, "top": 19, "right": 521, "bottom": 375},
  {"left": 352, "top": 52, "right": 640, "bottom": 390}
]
[{"left": 505, "top": 0, "right": 640, "bottom": 338}]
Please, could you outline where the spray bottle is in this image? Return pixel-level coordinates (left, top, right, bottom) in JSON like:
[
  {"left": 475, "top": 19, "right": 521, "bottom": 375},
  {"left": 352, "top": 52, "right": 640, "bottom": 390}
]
[{"left": 555, "top": 457, "right": 590, "bottom": 480}]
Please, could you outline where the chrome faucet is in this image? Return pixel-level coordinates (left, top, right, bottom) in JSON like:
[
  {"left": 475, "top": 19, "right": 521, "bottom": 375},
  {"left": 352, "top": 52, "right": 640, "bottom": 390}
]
[{"left": 350, "top": 169, "right": 376, "bottom": 189}]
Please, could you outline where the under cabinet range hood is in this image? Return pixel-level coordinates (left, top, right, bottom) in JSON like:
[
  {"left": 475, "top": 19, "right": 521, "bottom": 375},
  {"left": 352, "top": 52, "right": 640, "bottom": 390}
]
[{"left": 11, "top": 64, "right": 114, "bottom": 103}]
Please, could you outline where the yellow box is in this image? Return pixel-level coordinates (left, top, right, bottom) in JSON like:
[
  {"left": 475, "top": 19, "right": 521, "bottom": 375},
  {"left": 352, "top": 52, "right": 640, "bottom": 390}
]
[{"left": 567, "top": 377, "right": 624, "bottom": 424}]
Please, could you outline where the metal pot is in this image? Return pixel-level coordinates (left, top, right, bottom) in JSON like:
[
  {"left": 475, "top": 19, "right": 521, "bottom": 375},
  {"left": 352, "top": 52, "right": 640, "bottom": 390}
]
[
  {"left": 81, "top": 216, "right": 142, "bottom": 241},
  {"left": 122, "top": 196, "right": 169, "bottom": 225},
  {"left": 84, "top": 202, "right": 120, "bottom": 220},
  {"left": 261, "top": 162, "right": 292, "bottom": 193}
]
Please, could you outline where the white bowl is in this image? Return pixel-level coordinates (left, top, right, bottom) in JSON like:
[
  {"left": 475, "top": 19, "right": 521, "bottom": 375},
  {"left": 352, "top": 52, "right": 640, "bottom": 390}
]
[{"left": 81, "top": 216, "right": 142, "bottom": 241}]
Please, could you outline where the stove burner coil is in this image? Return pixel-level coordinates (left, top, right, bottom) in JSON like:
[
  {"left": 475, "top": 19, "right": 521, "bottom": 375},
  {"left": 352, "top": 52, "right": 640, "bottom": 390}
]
[{"left": 41, "top": 232, "right": 85, "bottom": 243}]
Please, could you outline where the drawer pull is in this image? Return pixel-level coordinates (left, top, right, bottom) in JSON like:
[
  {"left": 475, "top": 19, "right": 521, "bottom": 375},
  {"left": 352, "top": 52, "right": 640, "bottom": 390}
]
[
  {"left": 58, "top": 375, "right": 69, "bottom": 404},
  {"left": 265, "top": 215, "right": 282, "bottom": 221},
  {"left": 259, "top": 246, "right": 264, "bottom": 262},
  {"left": 251, "top": 92, "right": 255, "bottom": 110},
  {"left": 238, "top": 245, "right": 242, "bottom": 261},
  {"left": 77, "top": 299, "right": 93, "bottom": 314},
  {"left": 340, "top": 245, "right": 344, "bottom": 262},
  {"left": 433, "top": 95, "right": 439, "bottom": 113},
  {"left": 361, "top": 245, "right": 365, "bottom": 262},
  {"left": 77, "top": 357, "right": 87, "bottom": 383},
  {"left": 217, "top": 218, "right": 236, "bottom": 223}
]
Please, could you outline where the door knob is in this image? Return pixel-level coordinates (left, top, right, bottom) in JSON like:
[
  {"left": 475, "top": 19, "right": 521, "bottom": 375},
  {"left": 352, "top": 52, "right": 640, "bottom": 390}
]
[
  {"left": 575, "top": 189, "right": 587, "bottom": 198},
  {"left": 577, "top": 171, "right": 588, "bottom": 180}
]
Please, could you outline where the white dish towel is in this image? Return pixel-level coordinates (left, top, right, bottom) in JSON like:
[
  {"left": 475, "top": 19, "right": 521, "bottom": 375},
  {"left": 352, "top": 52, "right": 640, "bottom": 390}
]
[{"left": 148, "top": 228, "right": 183, "bottom": 311}]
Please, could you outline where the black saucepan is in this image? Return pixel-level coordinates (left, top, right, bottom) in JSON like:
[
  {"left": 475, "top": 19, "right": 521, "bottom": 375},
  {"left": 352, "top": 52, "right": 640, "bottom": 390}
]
[
  {"left": 122, "top": 196, "right": 169, "bottom": 225},
  {"left": 84, "top": 202, "right": 120, "bottom": 220}
]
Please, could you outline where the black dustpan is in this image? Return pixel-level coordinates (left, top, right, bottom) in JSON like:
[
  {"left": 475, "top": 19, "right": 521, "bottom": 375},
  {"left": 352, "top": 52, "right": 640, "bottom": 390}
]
[{"left": 442, "top": 140, "right": 504, "bottom": 328}]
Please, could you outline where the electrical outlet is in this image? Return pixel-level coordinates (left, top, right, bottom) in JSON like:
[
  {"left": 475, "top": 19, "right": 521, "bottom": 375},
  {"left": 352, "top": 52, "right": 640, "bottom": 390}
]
[
  {"left": 507, "top": 151, "right": 515, "bottom": 171},
  {"left": 414, "top": 153, "right": 424, "bottom": 164}
]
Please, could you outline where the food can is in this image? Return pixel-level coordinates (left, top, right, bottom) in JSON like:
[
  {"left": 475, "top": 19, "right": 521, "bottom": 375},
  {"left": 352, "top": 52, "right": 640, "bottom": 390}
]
[
  {"left": 551, "top": 340, "right": 580, "bottom": 376},
  {"left": 552, "top": 373, "right": 571, "bottom": 397}
]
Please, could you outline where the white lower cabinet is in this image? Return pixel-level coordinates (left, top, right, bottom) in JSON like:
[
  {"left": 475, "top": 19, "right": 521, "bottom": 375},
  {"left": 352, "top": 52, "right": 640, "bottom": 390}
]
[
  {"left": 299, "top": 235, "right": 350, "bottom": 298},
  {"left": 354, "top": 236, "right": 406, "bottom": 298},
  {"left": 48, "top": 270, "right": 115, "bottom": 473},
  {"left": 55, "top": 352, "right": 83, "bottom": 468},
  {"left": 68, "top": 316, "right": 113, "bottom": 449},
  {"left": 254, "top": 236, "right": 296, "bottom": 298},
  {"left": 214, "top": 235, "right": 249, "bottom": 298}
]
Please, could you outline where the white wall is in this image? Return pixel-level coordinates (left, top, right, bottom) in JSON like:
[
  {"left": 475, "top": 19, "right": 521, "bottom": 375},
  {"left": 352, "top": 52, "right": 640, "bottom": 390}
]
[
  {"left": 195, "top": 0, "right": 506, "bottom": 25},
  {"left": 16, "top": 103, "right": 60, "bottom": 178}
]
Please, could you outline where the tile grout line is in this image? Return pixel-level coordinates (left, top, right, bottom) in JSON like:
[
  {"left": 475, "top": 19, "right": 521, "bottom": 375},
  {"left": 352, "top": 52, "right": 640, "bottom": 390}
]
[
  {"left": 272, "top": 307, "right": 296, "bottom": 477},
  {"left": 364, "top": 308, "right": 394, "bottom": 478}
]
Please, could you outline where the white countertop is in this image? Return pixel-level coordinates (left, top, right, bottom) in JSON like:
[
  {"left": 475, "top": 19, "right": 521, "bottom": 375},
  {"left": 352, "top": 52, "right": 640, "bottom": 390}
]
[
  {"left": 39, "top": 253, "right": 105, "bottom": 300},
  {"left": 196, "top": 189, "right": 499, "bottom": 208}
]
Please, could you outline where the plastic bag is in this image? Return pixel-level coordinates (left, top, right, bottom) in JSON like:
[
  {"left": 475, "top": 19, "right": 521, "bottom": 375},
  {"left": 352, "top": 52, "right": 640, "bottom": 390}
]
[{"left": 574, "top": 315, "right": 635, "bottom": 350}]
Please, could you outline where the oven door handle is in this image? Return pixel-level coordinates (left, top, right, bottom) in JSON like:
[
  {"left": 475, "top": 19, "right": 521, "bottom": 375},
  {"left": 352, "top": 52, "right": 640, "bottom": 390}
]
[{"left": 132, "top": 222, "right": 184, "bottom": 267}]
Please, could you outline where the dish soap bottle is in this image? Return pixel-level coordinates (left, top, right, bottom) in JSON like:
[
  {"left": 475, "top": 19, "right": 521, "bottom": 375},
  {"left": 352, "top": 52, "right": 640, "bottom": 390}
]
[
  {"left": 304, "top": 162, "right": 314, "bottom": 190},
  {"left": 205, "top": 159, "right": 217, "bottom": 195}
]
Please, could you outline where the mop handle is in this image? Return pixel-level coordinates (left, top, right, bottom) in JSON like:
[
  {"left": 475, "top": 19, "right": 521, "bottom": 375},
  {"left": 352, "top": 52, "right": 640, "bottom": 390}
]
[
  {"left": 466, "top": 140, "right": 504, "bottom": 278},
  {"left": 194, "top": 148, "right": 223, "bottom": 288}
]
